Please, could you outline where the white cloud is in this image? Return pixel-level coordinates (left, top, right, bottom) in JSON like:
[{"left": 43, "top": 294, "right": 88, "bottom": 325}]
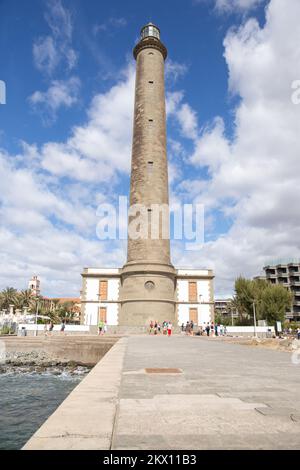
[
  {"left": 93, "top": 17, "right": 127, "bottom": 35},
  {"left": 173, "top": 0, "right": 300, "bottom": 295},
  {"left": 29, "top": 77, "right": 80, "bottom": 123},
  {"left": 33, "top": 0, "right": 77, "bottom": 75},
  {"left": 38, "top": 65, "right": 135, "bottom": 181},
  {"left": 215, "top": 0, "right": 264, "bottom": 12},
  {"left": 195, "top": 0, "right": 265, "bottom": 13}
]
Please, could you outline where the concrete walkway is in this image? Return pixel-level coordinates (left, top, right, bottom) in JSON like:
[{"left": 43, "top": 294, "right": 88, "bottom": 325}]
[
  {"left": 24, "top": 335, "right": 300, "bottom": 450},
  {"left": 112, "top": 335, "right": 300, "bottom": 450}
]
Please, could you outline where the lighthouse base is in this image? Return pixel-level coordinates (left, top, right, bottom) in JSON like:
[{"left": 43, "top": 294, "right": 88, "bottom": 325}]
[{"left": 118, "top": 261, "right": 177, "bottom": 326}]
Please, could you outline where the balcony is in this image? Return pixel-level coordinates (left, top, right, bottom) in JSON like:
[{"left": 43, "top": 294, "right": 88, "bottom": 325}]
[{"left": 285, "top": 312, "right": 294, "bottom": 319}]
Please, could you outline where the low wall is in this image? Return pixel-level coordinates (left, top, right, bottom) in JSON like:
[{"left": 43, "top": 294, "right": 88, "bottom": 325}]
[
  {"left": 2, "top": 335, "right": 122, "bottom": 365},
  {"left": 23, "top": 337, "right": 127, "bottom": 450},
  {"left": 18, "top": 324, "right": 90, "bottom": 336},
  {"left": 225, "top": 326, "right": 275, "bottom": 337}
]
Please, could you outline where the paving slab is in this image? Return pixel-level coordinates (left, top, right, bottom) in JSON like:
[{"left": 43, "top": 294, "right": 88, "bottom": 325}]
[{"left": 112, "top": 336, "right": 300, "bottom": 450}]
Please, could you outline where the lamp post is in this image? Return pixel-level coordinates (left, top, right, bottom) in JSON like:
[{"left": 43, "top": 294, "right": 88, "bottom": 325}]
[
  {"left": 34, "top": 299, "right": 39, "bottom": 337},
  {"left": 252, "top": 302, "right": 257, "bottom": 338}
]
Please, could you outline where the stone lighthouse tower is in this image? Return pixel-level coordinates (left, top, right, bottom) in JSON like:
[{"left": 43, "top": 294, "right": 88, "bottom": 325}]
[{"left": 119, "top": 23, "right": 177, "bottom": 326}]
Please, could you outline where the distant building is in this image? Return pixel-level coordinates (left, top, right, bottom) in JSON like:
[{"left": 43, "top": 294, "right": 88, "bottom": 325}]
[
  {"left": 263, "top": 261, "right": 300, "bottom": 321},
  {"left": 214, "top": 298, "right": 235, "bottom": 319},
  {"left": 81, "top": 268, "right": 214, "bottom": 328},
  {"left": 28, "top": 276, "right": 40, "bottom": 297}
]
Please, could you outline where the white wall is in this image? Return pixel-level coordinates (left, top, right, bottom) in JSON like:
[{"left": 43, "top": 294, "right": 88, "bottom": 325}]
[
  {"left": 177, "top": 279, "right": 212, "bottom": 326},
  {"left": 84, "top": 277, "right": 120, "bottom": 326}
]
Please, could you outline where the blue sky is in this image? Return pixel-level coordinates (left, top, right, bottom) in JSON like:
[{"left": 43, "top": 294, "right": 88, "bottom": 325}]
[{"left": 0, "top": 0, "right": 300, "bottom": 298}]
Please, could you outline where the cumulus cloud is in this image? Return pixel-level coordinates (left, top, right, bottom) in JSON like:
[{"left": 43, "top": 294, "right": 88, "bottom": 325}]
[
  {"left": 29, "top": 77, "right": 81, "bottom": 123},
  {"left": 172, "top": 0, "right": 300, "bottom": 295}
]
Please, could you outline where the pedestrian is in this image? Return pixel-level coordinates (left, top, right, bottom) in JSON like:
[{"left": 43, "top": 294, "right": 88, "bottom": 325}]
[
  {"left": 211, "top": 323, "right": 215, "bottom": 337},
  {"left": 205, "top": 324, "right": 210, "bottom": 336},
  {"left": 154, "top": 321, "right": 158, "bottom": 335},
  {"left": 98, "top": 320, "right": 104, "bottom": 335},
  {"left": 149, "top": 321, "right": 154, "bottom": 335},
  {"left": 181, "top": 323, "right": 185, "bottom": 333},
  {"left": 157, "top": 323, "right": 161, "bottom": 334},
  {"left": 60, "top": 319, "right": 66, "bottom": 335},
  {"left": 297, "top": 328, "right": 300, "bottom": 340},
  {"left": 49, "top": 321, "right": 54, "bottom": 335},
  {"left": 163, "top": 322, "right": 167, "bottom": 335},
  {"left": 186, "top": 321, "right": 191, "bottom": 335},
  {"left": 190, "top": 320, "right": 194, "bottom": 334},
  {"left": 167, "top": 321, "right": 172, "bottom": 337}
]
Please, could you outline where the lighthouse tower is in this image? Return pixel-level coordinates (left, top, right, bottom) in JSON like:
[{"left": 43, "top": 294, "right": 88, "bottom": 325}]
[{"left": 119, "top": 23, "right": 177, "bottom": 326}]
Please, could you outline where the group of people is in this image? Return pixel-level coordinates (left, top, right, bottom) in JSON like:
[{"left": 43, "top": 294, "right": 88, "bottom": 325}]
[
  {"left": 149, "top": 320, "right": 173, "bottom": 336},
  {"left": 181, "top": 321, "right": 227, "bottom": 337},
  {"left": 43, "top": 320, "right": 66, "bottom": 336}
]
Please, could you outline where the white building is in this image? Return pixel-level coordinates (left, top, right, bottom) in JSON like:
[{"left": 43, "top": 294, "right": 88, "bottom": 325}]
[
  {"left": 28, "top": 275, "right": 40, "bottom": 297},
  {"left": 81, "top": 267, "right": 214, "bottom": 329}
]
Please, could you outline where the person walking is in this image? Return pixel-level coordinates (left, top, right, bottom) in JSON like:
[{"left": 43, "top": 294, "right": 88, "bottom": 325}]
[
  {"left": 167, "top": 322, "right": 173, "bottom": 337},
  {"left": 149, "top": 321, "right": 154, "bottom": 335},
  {"left": 98, "top": 320, "right": 104, "bottom": 335},
  {"left": 49, "top": 321, "right": 54, "bottom": 336},
  {"left": 60, "top": 319, "right": 66, "bottom": 335},
  {"left": 205, "top": 323, "right": 210, "bottom": 336}
]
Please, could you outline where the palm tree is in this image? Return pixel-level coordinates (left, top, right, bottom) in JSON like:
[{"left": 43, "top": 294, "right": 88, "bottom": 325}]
[{"left": 0, "top": 287, "right": 18, "bottom": 310}]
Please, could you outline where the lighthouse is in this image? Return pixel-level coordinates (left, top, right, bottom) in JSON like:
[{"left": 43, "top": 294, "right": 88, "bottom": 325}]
[
  {"left": 118, "top": 23, "right": 177, "bottom": 326},
  {"left": 81, "top": 24, "right": 214, "bottom": 332}
]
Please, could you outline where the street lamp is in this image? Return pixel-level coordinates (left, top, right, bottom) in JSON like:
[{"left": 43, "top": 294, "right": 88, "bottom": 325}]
[
  {"left": 252, "top": 302, "right": 257, "bottom": 338},
  {"left": 34, "top": 300, "right": 39, "bottom": 337}
]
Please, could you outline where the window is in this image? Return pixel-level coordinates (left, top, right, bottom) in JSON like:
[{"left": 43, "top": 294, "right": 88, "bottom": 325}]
[
  {"left": 148, "top": 119, "right": 153, "bottom": 122},
  {"left": 98, "top": 307, "right": 107, "bottom": 323},
  {"left": 149, "top": 80, "right": 154, "bottom": 84},
  {"left": 188, "top": 282, "right": 198, "bottom": 302},
  {"left": 99, "top": 280, "right": 108, "bottom": 300},
  {"left": 147, "top": 161, "right": 154, "bottom": 174}
]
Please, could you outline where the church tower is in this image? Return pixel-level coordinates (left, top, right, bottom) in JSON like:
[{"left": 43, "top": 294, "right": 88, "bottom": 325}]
[{"left": 119, "top": 23, "right": 177, "bottom": 326}]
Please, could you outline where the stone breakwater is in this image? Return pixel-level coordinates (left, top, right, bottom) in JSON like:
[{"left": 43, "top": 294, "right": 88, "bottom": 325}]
[
  {"left": 1, "top": 350, "right": 92, "bottom": 375},
  {"left": 0, "top": 335, "right": 121, "bottom": 367}
]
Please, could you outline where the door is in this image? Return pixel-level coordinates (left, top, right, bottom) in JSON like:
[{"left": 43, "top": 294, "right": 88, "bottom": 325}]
[
  {"left": 189, "top": 308, "right": 198, "bottom": 324},
  {"left": 98, "top": 307, "right": 107, "bottom": 323}
]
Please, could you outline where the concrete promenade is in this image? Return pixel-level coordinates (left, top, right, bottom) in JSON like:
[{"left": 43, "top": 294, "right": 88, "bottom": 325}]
[{"left": 24, "top": 335, "right": 300, "bottom": 450}]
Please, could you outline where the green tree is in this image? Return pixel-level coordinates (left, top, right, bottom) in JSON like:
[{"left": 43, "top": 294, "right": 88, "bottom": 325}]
[
  {"left": 261, "top": 284, "right": 293, "bottom": 324},
  {"left": 0, "top": 287, "right": 18, "bottom": 310},
  {"left": 234, "top": 276, "right": 293, "bottom": 325}
]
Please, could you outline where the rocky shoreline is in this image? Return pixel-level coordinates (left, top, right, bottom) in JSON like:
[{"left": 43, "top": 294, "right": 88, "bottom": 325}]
[{"left": 0, "top": 350, "right": 92, "bottom": 376}]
